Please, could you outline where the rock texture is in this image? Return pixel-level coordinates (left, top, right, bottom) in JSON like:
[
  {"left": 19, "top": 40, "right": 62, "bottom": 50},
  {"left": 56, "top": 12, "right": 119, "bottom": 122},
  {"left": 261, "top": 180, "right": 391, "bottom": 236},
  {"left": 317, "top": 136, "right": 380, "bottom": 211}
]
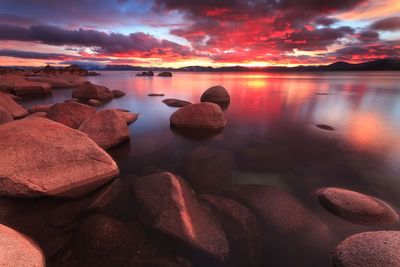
[
  {"left": 115, "top": 109, "right": 139, "bottom": 125},
  {"left": 133, "top": 172, "right": 230, "bottom": 263},
  {"left": 13, "top": 80, "right": 51, "bottom": 96},
  {"left": 46, "top": 101, "right": 96, "bottom": 129},
  {"left": 0, "top": 92, "right": 28, "bottom": 118},
  {"left": 88, "top": 99, "right": 102, "bottom": 106},
  {"left": 112, "top": 89, "right": 126, "bottom": 98},
  {"left": 0, "top": 106, "right": 13, "bottom": 125},
  {"left": 316, "top": 187, "right": 398, "bottom": 224},
  {"left": 28, "top": 104, "right": 53, "bottom": 114},
  {"left": 163, "top": 99, "right": 191, "bottom": 107},
  {"left": 0, "top": 117, "right": 119, "bottom": 197},
  {"left": 0, "top": 224, "right": 45, "bottom": 267},
  {"left": 170, "top": 102, "right": 227, "bottom": 131},
  {"left": 72, "top": 82, "right": 114, "bottom": 101},
  {"left": 200, "top": 86, "right": 230, "bottom": 105},
  {"left": 79, "top": 109, "right": 130, "bottom": 149},
  {"left": 332, "top": 231, "right": 400, "bottom": 267}
]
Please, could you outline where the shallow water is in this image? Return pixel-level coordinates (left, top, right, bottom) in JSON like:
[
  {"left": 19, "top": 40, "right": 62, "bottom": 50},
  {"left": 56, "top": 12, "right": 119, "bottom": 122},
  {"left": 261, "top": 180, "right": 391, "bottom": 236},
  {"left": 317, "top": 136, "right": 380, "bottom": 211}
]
[{"left": 19, "top": 71, "right": 400, "bottom": 266}]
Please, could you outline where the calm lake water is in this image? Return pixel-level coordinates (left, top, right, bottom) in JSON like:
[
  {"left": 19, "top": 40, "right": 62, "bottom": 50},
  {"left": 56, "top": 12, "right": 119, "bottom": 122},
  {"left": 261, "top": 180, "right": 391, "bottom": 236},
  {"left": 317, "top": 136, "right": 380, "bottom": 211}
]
[{"left": 20, "top": 71, "right": 400, "bottom": 266}]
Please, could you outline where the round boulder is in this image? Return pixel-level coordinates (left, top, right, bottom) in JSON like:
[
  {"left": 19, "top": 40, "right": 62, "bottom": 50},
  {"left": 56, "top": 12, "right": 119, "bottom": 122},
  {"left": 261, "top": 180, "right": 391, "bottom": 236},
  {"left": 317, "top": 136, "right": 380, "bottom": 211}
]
[
  {"left": 200, "top": 86, "right": 230, "bottom": 105},
  {"left": 332, "top": 231, "right": 400, "bottom": 267},
  {"left": 78, "top": 109, "right": 130, "bottom": 149},
  {"left": 0, "top": 117, "right": 119, "bottom": 197},
  {"left": 72, "top": 81, "right": 114, "bottom": 101},
  {"left": 0, "top": 224, "right": 45, "bottom": 267},
  {"left": 316, "top": 187, "right": 398, "bottom": 224}
]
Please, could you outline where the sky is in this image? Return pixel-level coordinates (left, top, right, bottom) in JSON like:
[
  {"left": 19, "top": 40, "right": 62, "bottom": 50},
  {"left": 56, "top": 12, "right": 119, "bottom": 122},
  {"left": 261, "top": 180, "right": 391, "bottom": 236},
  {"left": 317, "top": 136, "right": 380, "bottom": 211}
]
[{"left": 0, "top": 0, "right": 399, "bottom": 67}]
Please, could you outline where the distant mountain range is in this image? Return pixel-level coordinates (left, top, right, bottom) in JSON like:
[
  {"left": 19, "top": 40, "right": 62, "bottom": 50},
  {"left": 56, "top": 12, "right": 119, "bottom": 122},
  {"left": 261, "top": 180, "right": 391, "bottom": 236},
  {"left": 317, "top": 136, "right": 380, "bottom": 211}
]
[{"left": 6, "top": 58, "right": 400, "bottom": 72}]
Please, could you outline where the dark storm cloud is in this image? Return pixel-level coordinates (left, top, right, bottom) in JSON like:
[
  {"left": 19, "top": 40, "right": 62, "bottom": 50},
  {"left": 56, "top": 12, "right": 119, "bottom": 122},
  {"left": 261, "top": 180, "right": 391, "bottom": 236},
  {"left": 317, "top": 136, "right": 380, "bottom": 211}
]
[
  {"left": 357, "top": 30, "right": 380, "bottom": 42},
  {"left": 0, "top": 24, "right": 196, "bottom": 57},
  {"left": 370, "top": 16, "right": 400, "bottom": 31}
]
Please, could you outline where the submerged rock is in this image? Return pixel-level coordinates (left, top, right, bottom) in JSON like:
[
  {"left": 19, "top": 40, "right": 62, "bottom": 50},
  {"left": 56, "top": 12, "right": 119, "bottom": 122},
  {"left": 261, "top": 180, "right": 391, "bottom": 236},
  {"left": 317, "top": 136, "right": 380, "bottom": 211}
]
[
  {"left": 163, "top": 98, "right": 191, "bottom": 107},
  {"left": 0, "top": 224, "right": 45, "bottom": 267},
  {"left": 133, "top": 172, "right": 230, "bottom": 263},
  {"left": 0, "top": 91, "right": 28, "bottom": 118},
  {"left": 316, "top": 187, "right": 398, "bottom": 224},
  {"left": 136, "top": 71, "right": 154, "bottom": 76},
  {"left": 0, "top": 106, "right": 13, "bottom": 125},
  {"left": 112, "top": 89, "right": 126, "bottom": 98},
  {"left": 148, "top": 93, "right": 164, "bottom": 96},
  {"left": 79, "top": 109, "right": 130, "bottom": 149},
  {"left": 46, "top": 101, "right": 96, "bottom": 129},
  {"left": 316, "top": 124, "right": 335, "bottom": 131},
  {"left": 72, "top": 81, "right": 114, "bottom": 101},
  {"left": 201, "top": 194, "right": 262, "bottom": 267},
  {"left": 0, "top": 117, "right": 119, "bottom": 197},
  {"left": 332, "top": 231, "right": 400, "bottom": 267},
  {"left": 170, "top": 102, "right": 227, "bottom": 135},
  {"left": 200, "top": 86, "right": 230, "bottom": 105},
  {"left": 157, "top": 72, "right": 173, "bottom": 77}
]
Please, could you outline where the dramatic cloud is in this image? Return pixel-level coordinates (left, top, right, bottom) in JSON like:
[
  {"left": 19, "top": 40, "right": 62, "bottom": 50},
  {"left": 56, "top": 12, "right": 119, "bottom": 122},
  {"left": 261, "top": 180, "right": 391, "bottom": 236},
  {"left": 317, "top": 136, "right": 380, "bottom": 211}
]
[{"left": 370, "top": 16, "right": 400, "bottom": 31}]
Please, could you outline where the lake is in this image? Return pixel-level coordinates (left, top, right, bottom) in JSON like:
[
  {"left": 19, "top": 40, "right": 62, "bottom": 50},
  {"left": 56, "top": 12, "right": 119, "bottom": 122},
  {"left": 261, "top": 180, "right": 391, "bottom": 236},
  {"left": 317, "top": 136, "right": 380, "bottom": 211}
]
[{"left": 20, "top": 71, "right": 400, "bottom": 266}]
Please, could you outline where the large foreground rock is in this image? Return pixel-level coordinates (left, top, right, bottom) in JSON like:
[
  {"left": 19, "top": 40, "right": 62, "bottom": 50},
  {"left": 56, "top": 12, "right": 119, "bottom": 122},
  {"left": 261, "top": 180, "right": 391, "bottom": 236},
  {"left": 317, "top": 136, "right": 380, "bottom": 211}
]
[
  {"left": 170, "top": 102, "right": 227, "bottom": 133},
  {"left": 72, "top": 82, "right": 114, "bottom": 101},
  {"left": 13, "top": 80, "right": 51, "bottom": 96},
  {"left": 200, "top": 86, "right": 230, "bottom": 105},
  {"left": 0, "top": 224, "right": 45, "bottom": 267},
  {"left": 332, "top": 231, "right": 400, "bottom": 267},
  {"left": 133, "top": 172, "right": 230, "bottom": 263},
  {"left": 0, "top": 117, "right": 119, "bottom": 197},
  {"left": 316, "top": 187, "right": 398, "bottom": 224},
  {"left": 0, "top": 92, "right": 28, "bottom": 118},
  {"left": 0, "top": 107, "right": 12, "bottom": 125},
  {"left": 46, "top": 101, "right": 96, "bottom": 129},
  {"left": 79, "top": 109, "right": 130, "bottom": 149}
]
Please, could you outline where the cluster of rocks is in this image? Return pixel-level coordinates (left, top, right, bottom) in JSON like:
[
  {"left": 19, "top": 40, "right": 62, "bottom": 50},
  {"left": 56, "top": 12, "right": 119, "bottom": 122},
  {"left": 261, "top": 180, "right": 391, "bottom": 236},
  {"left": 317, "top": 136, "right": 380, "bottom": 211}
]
[{"left": 135, "top": 71, "right": 173, "bottom": 77}]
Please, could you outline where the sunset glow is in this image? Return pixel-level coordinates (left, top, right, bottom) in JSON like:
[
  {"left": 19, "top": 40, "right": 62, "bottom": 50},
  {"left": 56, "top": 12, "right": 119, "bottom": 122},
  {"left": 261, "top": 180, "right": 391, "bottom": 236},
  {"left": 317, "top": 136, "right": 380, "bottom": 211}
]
[{"left": 0, "top": 0, "right": 399, "bottom": 67}]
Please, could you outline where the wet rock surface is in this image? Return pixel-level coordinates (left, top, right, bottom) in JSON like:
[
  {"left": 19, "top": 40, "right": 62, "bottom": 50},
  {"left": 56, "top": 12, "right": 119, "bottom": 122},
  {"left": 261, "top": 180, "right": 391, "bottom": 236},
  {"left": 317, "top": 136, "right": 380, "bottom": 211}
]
[
  {"left": 316, "top": 187, "right": 399, "bottom": 224},
  {"left": 332, "top": 231, "right": 400, "bottom": 267},
  {"left": 0, "top": 117, "right": 119, "bottom": 197}
]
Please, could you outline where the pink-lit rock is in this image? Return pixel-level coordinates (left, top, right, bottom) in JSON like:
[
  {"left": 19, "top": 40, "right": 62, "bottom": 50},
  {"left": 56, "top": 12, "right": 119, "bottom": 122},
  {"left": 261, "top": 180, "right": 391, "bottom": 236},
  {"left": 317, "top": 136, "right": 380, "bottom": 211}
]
[{"left": 46, "top": 101, "right": 96, "bottom": 129}]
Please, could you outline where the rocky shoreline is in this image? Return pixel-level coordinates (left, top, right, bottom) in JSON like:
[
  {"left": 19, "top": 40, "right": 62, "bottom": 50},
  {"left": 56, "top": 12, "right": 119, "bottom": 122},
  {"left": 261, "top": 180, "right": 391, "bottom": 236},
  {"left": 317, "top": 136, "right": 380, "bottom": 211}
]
[{"left": 0, "top": 66, "right": 399, "bottom": 266}]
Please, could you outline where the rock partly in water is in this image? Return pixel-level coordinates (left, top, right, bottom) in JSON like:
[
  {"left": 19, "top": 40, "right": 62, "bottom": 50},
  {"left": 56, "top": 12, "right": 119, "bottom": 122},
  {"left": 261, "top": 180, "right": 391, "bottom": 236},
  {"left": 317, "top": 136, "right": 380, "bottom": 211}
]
[
  {"left": 157, "top": 72, "right": 173, "bottom": 77},
  {"left": 0, "top": 117, "right": 119, "bottom": 197},
  {"left": 316, "top": 187, "right": 399, "bottom": 225},
  {"left": 201, "top": 194, "right": 262, "bottom": 267},
  {"left": 133, "top": 172, "right": 230, "bottom": 263},
  {"left": 115, "top": 109, "right": 139, "bottom": 125},
  {"left": 136, "top": 71, "right": 154, "bottom": 76},
  {"left": 79, "top": 109, "right": 130, "bottom": 149},
  {"left": 200, "top": 86, "right": 230, "bottom": 106},
  {"left": 316, "top": 124, "right": 335, "bottom": 131},
  {"left": 170, "top": 103, "right": 227, "bottom": 136},
  {"left": 163, "top": 98, "right": 191, "bottom": 107},
  {"left": 88, "top": 99, "right": 102, "bottom": 106},
  {"left": 332, "top": 231, "right": 400, "bottom": 267},
  {"left": 0, "top": 224, "right": 45, "bottom": 267},
  {"left": 27, "top": 73, "right": 88, "bottom": 89},
  {"left": 112, "top": 89, "right": 126, "bottom": 98},
  {"left": 28, "top": 104, "right": 53, "bottom": 114},
  {"left": 13, "top": 80, "right": 51, "bottom": 96},
  {"left": 0, "top": 91, "right": 28, "bottom": 118},
  {"left": 0, "top": 106, "right": 13, "bottom": 125},
  {"left": 72, "top": 82, "right": 114, "bottom": 101},
  {"left": 148, "top": 93, "right": 164, "bottom": 96},
  {"left": 186, "top": 146, "right": 233, "bottom": 193},
  {"left": 46, "top": 101, "right": 96, "bottom": 129}
]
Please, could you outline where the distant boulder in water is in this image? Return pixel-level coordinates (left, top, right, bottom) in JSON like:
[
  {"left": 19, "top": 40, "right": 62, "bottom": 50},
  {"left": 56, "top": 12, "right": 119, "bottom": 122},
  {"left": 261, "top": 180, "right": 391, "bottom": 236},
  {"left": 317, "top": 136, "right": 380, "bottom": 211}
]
[
  {"left": 201, "top": 86, "right": 230, "bottom": 107},
  {"left": 135, "top": 71, "right": 154, "bottom": 76},
  {"left": 157, "top": 71, "right": 172, "bottom": 77}
]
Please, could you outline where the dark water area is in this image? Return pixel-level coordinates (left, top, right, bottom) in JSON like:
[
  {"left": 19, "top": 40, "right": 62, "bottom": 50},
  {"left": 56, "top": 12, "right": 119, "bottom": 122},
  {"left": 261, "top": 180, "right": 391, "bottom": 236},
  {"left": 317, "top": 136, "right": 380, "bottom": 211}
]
[{"left": 14, "top": 71, "right": 400, "bottom": 266}]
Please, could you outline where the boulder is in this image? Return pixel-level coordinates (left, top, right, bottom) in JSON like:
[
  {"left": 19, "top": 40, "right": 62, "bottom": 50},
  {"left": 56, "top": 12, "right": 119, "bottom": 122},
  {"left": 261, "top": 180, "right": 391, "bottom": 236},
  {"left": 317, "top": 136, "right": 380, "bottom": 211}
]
[
  {"left": 0, "top": 117, "right": 119, "bottom": 197},
  {"left": 0, "top": 91, "right": 28, "bottom": 118},
  {"left": 0, "top": 106, "right": 13, "bottom": 125},
  {"left": 170, "top": 102, "right": 227, "bottom": 133},
  {"left": 186, "top": 146, "right": 233, "bottom": 193},
  {"left": 88, "top": 99, "right": 102, "bottom": 106},
  {"left": 163, "top": 99, "right": 191, "bottom": 107},
  {"left": 72, "top": 82, "right": 114, "bottom": 101},
  {"left": 13, "top": 80, "right": 51, "bottom": 96},
  {"left": 316, "top": 124, "right": 335, "bottom": 131},
  {"left": 316, "top": 187, "right": 399, "bottom": 224},
  {"left": 200, "top": 86, "right": 230, "bottom": 105},
  {"left": 201, "top": 194, "right": 262, "bottom": 267},
  {"left": 46, "top": 101, "right": 96, "bottom": 129},
  {"left": 133, "top": 172, "right": 230, "bottom": 263},
  {"left": 157, "top": 72, "right": 173, "bottom": 77},
  {"left": 78, "top": 109, "right": 130, "bottom": 149},
  {"left": 27, "top": 112, "right": 47, "bottom": 118},
  {"left": 115, "top": 109, "right": 139, "bottom": 125},
  {"left": 27, "top": 75, "right": 74, "bottom": 89},
  {"left": 332, "top": 231, "right": 400, "bottom": 267},
  {"left": 28, "top": 104, "right": 53, "bottom": 113},
  {"left": 0, "top": 224, "right": 45, "bottom": 267},
  {"left": 136, "top": 71, "right": 154, "bottom": 76},
  {"left": 112, "top": 89, "right": 126, "bottom": 98}
]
